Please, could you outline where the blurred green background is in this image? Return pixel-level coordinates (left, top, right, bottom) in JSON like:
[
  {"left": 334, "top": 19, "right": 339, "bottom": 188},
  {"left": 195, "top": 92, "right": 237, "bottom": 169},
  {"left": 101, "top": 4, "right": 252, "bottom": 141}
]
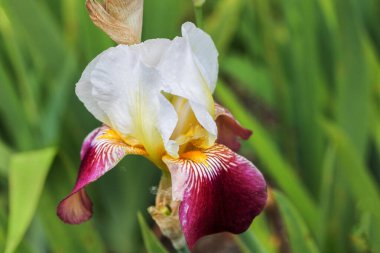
[{"left": 0, "top": 0, "right": 379, "bottom": 252}]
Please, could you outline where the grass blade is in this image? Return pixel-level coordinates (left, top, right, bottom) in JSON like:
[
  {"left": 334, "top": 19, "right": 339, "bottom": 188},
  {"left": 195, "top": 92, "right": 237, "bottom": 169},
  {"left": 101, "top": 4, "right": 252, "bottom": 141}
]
[
  {"left": 0, "top": 140, "right": 11, "bottom": 176},
  {"left": 5, "top": 147, "right": 56, "bottom": 253},
  {"left": 138, "top": 212, "right": 169, "bottom": 253},
  {"left": 274, "top": 191, "right": 320, "bottom": 253},
  {"left": 215, "top": 81, "right": 319, "bottom": 236},
  {"left": 322, "top": 121, "right": 380, "bottom": 252}
]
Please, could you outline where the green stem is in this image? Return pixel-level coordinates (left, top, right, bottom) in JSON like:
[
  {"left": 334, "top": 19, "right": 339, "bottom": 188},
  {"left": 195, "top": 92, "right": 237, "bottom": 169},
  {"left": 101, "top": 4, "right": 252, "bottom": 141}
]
[
  {"left": 194, "top": 6, "right": 203, "bottom": 28},
  {"left": 176, "top": 245, "right": 191, "bottom": 253}
]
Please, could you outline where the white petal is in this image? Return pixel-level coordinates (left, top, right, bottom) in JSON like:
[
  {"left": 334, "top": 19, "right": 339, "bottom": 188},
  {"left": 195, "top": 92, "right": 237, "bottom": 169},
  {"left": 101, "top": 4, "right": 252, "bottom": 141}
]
[
  {"left": 157, "top": 23, "right": 218, "bottom": 140},
  {"left": 75, "top": 45, "right": 178, "bottom": 159},
  {"left": 181, "top": 22, "right": 218, "bottom": 92},
  {"left": 76, "top": 23, "right": 219, "bottom": 156},
  {"left": 76, "top": 51, "right": 110, "bottom": 124},
  {"left": 190, "top": 101, "right": 217, "bottom": 146},
  {"left": 158, "top": 36, "right": 213, "bottom": 109},
  {"left": 158, "top": 94, "right": 179, "bottom": 157},
  {"left": 130, "top": 38, "right": 171, "bottom": 67}
]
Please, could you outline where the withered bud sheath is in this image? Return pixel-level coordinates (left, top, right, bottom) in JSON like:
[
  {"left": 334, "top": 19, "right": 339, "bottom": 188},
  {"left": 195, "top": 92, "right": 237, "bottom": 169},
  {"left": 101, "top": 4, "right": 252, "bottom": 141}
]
[
  {"left": 148, "top": 175, "right": 186, "bottom": 250},
  {"left": 86, "top": 0, "right": 143, "bottom": 45}
]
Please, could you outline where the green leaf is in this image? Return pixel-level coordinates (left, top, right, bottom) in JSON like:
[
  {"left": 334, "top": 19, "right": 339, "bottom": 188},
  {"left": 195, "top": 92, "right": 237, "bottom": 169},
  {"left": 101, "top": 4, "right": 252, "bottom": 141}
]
[
  {"left": 137, "top": 212, "right": 169, "bottom": 253},
  {"left": 0, "top": 195, "right": 7, "bottom": 251},
  {"left": 322, "top": 121, "right": 380, "bottom": 215},
  {"left": 205, "top": 0, "right": 244, "bottom": 54},
  {"left": 0, "top": 140, "right": 11, "bottom": 176},
  {"left": 215, "top": 81, "right": 319, "bottom": 234},
  {"left": 2, "top": 0, "right": 67, "bottom": 75},
  {"left": 96, "top": 156, "right": 160, "bottom": 252},
  {"left": 334, "top": 0, "right": 371, "bottom": 154},
  {"left": 281, "top": 0, "right": 325, "bottom": 196},
  {"left": 40, "top": 57, "right": 77, "bottom": 145},
  {"left": 220, "top": 54, "right": 274, "bottom": 106},
  {"left": 238, "top": 214, "right": 276, "bottom": 253},
  {"left": 38, "top": 190, "right": 106, "bottom": 253},
  {"left": 236, "top": 234, "right": 266, "bottom": 253},
  {"left": 318, "top": 145, "right": 336, "bottom": 247},
  {"left": 275, "top": 191, "right": 320, "bottom": 253},
  {"left": 0, "top": 4, "right": 40, "bottom": 131},
  {"left": 0, "top": 56, "right": 32, "bottom": 149},
  {"left": 142, "top": 0, "right": 191, "bottom": 40},
  {"left": 5, "top": 147, "right": 57, "bottom": 253},
  {"left": 322, "top": 121, "right": 380, "bottom": 252}
]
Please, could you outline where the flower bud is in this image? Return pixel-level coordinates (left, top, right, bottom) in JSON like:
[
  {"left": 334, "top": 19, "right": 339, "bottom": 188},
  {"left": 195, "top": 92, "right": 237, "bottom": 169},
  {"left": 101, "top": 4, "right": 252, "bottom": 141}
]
[{"left": 86, "top": 0, "right": 143, "bottom": 45}]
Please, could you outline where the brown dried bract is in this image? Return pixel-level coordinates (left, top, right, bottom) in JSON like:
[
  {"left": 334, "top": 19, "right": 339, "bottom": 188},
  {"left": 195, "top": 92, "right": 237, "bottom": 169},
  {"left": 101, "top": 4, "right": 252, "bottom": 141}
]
[
  {"left": 86, "top": 0, "right": 143, "bottom": 45},
  {"left": 148, "top": 175, "right": 186, "bottom": 250}
]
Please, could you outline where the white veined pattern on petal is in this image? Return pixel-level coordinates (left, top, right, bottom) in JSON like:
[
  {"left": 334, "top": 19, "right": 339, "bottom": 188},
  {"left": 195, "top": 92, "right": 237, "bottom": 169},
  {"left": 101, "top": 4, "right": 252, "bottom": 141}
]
[
  {"left": 173, "top": 144, "right": 267, "bottom": 250},
  {"left": 73, "top": 125, "right": 146, "bottom": 192},
  {"left": 57, "top": 125, "right": 147, "bottom": 224},
  {"left": 93, "top": 137, "right": 126, "bottom": 176},
  {"left": 163, "top": 144, "right": 236, "bottom": 200},
  {"left": 184, "top": 145, "right": 234, "bottom": 195}
]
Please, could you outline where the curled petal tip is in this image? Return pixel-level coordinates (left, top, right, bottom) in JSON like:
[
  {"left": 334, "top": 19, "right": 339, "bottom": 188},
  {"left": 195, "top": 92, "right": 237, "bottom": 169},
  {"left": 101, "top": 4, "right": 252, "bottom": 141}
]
[
  {"left": 215, "top": 103, "right": 252, "bottom": 151},
  {"left": 57, "top": 125, "right": 145, "bottom": 224},
  {"left": 57, "top": 189, "right": 93, "bottom": 224}
]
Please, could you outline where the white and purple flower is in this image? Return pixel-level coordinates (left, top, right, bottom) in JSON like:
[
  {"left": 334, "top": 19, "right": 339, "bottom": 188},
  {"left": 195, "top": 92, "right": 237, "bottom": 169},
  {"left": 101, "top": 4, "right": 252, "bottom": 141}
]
[{"left": 57, "top": 22, "right": 267, "bottom": 249}]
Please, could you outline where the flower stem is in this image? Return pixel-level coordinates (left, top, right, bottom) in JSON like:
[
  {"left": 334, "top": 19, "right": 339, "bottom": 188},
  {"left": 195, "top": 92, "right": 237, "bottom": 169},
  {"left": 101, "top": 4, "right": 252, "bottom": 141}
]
[
  {"left": 194, "top": 6, "right": 203, "bottom": 28},
  {"left": 177, "top": 245, "right": 191, "bottom": 253}
]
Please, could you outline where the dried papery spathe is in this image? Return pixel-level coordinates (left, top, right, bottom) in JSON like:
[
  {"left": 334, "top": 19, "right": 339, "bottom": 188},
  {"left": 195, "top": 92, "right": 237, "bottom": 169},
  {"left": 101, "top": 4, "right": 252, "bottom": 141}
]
[{"left": 86, "top": 0, "right": 143, "bottom": 44}]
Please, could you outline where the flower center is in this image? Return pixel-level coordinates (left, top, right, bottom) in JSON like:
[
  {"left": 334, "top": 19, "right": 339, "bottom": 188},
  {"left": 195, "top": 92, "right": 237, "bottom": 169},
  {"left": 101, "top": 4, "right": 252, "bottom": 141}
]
[
  {"left": 169, "top": 96, "right": 211, "bottom": 155},
  {"left": 170, "top": 96, "right": 197, "bottom": 140}
]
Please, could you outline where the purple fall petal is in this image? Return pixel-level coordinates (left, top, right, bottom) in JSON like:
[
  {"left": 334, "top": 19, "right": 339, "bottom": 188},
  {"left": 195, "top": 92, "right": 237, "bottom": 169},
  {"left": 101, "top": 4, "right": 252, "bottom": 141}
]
[
  {"left": 57, "top": 125, "right": 145, "bottom": 224},
  {"left": 80, "top": 127, "right": 101, "bottom": 160},
  {"left": 215, "top": 103, "right": 252, "bottom": 151},
  {"left": 163, "top": 144, "right": 267, "bottom": 249},
  {"left": 57, "top": 189, "right": 93, "bottom": 224}
]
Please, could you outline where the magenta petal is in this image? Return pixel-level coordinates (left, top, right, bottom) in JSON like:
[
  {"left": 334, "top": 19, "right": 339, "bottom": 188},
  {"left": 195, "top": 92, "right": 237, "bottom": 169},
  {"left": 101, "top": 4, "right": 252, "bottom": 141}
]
[
  {"left": 80, "top": 127, "right": 101, "bottom": 160},
  {"left": 215, "top": 103, "right": 252, "bottom": 151},
  {"left": 57, "top": 125, "right": 145, "bottom": 224},
  {"left": 163, "top": 144, "right": 267, "bottom": 249},
  {"left": 57, "top": 189, "right": 93, "bottom": 224}
]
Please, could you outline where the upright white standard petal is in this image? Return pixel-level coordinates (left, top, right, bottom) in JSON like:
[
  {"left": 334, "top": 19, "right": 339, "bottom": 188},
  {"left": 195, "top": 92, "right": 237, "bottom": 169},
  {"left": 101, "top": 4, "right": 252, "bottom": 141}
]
[
  {"left": 157, "top": 22, "right": 219, "bottom": 144},
  {"left": 130, "top": 38, "right": 171, "bottom": 67},
  {"left": 181, "top": 22, "right": 218, "bottom": 92},
  {"left": 75, "top": 45, "right": 178, "bottom": 161}
]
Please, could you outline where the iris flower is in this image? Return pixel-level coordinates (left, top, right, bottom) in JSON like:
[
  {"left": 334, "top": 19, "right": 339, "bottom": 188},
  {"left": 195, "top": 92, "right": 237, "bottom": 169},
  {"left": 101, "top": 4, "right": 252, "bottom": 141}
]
[{"left": 57, "top": 22, "right": 267, "bottom": 249}]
